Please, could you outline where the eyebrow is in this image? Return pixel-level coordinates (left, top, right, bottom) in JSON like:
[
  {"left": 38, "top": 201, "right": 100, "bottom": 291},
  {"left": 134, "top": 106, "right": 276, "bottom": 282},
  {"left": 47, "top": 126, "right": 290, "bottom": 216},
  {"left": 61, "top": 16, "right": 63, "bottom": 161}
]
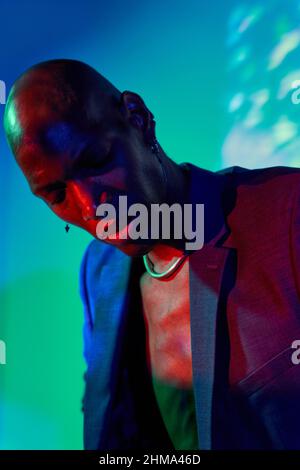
[{"left": 32, "top": 138, "right": 109, "bottom": 195}]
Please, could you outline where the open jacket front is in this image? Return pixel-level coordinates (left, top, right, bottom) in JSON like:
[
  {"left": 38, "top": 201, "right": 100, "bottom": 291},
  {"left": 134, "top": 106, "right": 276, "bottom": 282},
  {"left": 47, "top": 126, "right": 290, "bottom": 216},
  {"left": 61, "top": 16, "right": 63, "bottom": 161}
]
[{"left": 80, "top": 162, "right": 300, "bottom": 450}]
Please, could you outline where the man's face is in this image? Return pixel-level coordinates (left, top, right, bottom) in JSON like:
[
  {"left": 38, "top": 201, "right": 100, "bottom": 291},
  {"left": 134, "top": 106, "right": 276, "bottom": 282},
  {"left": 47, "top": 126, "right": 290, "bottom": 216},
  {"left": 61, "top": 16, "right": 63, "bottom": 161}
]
[{"left": 7, "top": 89, "right": 166, "bottom": 256}]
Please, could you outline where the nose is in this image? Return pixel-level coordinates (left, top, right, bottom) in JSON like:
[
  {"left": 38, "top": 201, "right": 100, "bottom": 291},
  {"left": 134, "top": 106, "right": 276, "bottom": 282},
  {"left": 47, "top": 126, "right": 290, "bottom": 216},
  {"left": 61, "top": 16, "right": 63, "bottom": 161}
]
[{"left": 69, "top": 180, "right": 98, "bottom": 221}]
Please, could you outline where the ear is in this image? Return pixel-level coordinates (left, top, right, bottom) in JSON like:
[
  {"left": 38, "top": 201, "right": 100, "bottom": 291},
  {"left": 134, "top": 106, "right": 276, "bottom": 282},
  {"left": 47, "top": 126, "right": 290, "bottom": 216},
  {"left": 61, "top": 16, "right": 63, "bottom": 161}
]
[{"left": 119, "top": 90, "right": 156, "bottom": 143}]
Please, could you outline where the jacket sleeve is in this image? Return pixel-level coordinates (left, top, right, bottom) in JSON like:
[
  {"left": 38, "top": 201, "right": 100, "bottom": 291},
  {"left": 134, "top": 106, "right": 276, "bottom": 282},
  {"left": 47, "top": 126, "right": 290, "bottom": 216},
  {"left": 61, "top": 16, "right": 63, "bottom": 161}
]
[{"left": 79, "top": 243, "right": 94, "bottom": 413}]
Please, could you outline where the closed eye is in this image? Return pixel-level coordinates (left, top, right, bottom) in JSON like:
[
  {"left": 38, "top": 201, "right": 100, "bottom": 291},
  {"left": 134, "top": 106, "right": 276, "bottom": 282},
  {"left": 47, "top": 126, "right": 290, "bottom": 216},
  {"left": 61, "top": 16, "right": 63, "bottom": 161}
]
[
  {"left": 73, "top": 145, "right": 112, "bottom": 176},
  {"left": 49, "top": 188, "right": 66, "bottom": 206},
  {"left": 36, "top": 181, "right": 66, "bottom": 206}
]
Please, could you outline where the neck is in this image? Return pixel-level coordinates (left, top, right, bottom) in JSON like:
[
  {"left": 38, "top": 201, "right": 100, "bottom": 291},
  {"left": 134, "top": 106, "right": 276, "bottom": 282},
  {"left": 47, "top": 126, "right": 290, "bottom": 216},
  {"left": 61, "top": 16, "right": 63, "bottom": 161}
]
[
  {"left": 150, "top": 151, "right": 191, "bottom": 253},
  {"left": 158, "top": 151, "right": 190, "bottom": 207}
]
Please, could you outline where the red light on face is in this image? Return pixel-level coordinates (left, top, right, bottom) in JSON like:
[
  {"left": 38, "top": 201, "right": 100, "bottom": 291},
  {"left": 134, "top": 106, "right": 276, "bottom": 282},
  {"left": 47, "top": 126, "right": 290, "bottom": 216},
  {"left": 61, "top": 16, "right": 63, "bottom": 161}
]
[{"left": 100, "top": 191, "right": 107, "bottom": 204}]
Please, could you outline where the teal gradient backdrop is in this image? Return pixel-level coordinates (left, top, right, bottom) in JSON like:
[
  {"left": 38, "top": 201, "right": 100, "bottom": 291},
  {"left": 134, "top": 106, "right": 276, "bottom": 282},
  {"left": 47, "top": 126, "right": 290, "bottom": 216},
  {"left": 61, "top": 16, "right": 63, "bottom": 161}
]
[{"left": 0, "top": 0, "right": 299, "bottom": 449}]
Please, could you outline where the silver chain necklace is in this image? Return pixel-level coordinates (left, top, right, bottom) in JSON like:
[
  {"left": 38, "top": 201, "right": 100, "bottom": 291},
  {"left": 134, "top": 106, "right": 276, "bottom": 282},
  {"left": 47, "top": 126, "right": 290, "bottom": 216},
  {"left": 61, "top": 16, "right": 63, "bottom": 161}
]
[{"left": 143, "top": 253, "right": 187, "bottom": 279}]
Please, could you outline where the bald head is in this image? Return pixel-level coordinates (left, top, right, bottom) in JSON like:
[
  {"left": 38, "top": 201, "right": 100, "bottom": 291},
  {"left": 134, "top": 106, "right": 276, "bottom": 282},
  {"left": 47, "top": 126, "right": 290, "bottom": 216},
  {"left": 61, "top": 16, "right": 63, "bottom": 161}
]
[
  {"left": 2, "top": 59, "right": 188, "bottom": 256},
  {"left": 4, "top": 59, "right": 122, "bottom": 156}
]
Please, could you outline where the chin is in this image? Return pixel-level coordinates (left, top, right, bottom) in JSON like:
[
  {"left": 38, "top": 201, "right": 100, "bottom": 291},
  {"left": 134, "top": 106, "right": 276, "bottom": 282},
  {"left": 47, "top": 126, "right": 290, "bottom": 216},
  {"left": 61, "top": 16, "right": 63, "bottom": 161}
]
[
  {"left": 116, "top": 242, "right": 155, "bottom": 257},
  {"left": 98, "top": 237, "right": 156, "bottom": 257},
  {"left": 86, "top": 220, "right": 157, "bottom": 256}
]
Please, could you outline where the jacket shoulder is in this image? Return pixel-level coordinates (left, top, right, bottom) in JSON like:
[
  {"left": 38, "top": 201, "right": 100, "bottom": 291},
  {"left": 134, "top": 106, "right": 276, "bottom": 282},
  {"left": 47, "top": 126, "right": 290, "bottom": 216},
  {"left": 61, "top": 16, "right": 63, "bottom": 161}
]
[
  {"left": 217, "top": 164, "right": 300, "bottom": 179},
  {"left": 81, "top": 239, "right": 124, "bottom": 271},
  {"left": 217, "top": 165, "right": 300, "bottom": 193},
  {"left": 80, "top": 238, "right": 132, "bottom": 291}
]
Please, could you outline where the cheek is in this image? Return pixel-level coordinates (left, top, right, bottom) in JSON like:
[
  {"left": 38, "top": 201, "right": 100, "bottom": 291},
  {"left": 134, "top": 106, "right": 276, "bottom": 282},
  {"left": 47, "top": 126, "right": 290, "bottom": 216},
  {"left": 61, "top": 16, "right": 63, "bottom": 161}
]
[
  {"left": 50, "top": 198, "right": 81, "bottom": 225},
  {"left": 97, "top": 167, "right": 127, "bottom": 191}
]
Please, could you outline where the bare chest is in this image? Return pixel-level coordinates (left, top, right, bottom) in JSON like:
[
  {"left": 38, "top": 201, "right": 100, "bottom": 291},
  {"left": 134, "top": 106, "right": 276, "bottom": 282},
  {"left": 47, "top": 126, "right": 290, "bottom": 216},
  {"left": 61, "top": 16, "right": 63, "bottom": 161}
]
[{"left": 140, "top": 259, "right": 193, "bottom": 387}]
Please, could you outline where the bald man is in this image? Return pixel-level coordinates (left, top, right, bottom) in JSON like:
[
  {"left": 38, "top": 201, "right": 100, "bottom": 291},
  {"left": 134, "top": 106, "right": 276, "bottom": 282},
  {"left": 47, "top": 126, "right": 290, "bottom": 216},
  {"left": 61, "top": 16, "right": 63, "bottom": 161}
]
[{"left": 5, "top": 59, "right": 300, "bottom": 450}]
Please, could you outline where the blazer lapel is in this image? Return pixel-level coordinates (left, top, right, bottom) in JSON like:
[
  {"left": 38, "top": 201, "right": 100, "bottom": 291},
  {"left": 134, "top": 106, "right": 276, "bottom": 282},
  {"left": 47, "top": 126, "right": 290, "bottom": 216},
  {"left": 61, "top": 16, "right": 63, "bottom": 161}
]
[
  {"left": 189, "top": 245, "right": 233, "bottom": 449},
  {"left": 184, "top": 163, "right": 237, "bottom": 449},
  {"left": 84, "top": 245, "right": 133, "bottom": 449}
]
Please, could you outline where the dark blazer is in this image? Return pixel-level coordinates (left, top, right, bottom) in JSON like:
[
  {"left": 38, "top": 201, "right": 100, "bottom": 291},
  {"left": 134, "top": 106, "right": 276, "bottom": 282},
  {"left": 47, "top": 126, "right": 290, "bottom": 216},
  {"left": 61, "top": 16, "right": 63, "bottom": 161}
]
[{"left": 80, "top": 162, "right": 300, "bottom": 450}]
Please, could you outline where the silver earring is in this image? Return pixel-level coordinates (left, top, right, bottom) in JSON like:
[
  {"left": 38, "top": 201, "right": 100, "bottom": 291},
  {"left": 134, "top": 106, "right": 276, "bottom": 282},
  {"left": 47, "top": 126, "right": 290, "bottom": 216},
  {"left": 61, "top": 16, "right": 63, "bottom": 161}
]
[
  {"left": 150, "top": 139, "right": 160, "bottom": 155},
  {"left": 150, "top": 139, "right": 168, "bottom": 194}
]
